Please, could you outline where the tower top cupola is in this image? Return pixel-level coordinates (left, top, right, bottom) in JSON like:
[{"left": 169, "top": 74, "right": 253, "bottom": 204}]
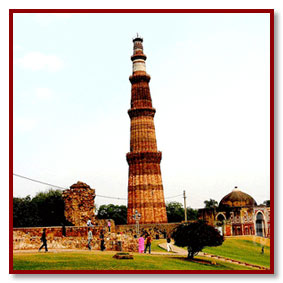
[
  {"left": 131, "top": 34, "right": 147, "bottom": 69},
  {"left": 133, "top": 33, "right": 143, "bottom": 42}
]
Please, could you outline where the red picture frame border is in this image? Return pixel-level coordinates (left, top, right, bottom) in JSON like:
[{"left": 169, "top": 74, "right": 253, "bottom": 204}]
[{"left": 9, "top": 8, "right": 275, "bottom": 275}]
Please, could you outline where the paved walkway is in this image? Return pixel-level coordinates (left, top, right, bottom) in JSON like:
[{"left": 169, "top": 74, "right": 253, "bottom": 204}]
[{"left": 158, "top": 243, "right": 268, "bottom": 270}]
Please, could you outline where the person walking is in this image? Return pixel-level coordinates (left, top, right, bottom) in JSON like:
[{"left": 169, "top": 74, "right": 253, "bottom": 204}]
[
  {"left": 107, "top": 220, "right": 111, "bottom": 232},
  {"left": 87, "top": 218, "right": 93, "bottom": 227},
  {"left": 38, "top": 228, "right": 48, "bottom": 252},
  {"left": 87, "top": 228, "right": 93, "bottom": 250},
  {"left": 100, "top": 230, "right": 105, "bottom": 251},
  {"left": 138, "top": 234, "right": 145, "bottom": 253},
  {"left": 167, "top": 236, "right": 173, "bottom": 252},
  {"left": 144, "top": 234, "right": 152, "bottom": 254},
  {"left": 61, "top": 223, "right": 66, "bottom": 237},
  {"left": 116, "top": 232, "right": 122, "bottom": 251}
]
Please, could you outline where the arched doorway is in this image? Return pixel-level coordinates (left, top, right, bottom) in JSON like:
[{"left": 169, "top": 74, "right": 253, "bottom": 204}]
[
  {"left": 216, "top": 213, "right": 225, "bottom": 235},
  {"left": 256, "top": 212, "right": 265, "bottom": 237}
]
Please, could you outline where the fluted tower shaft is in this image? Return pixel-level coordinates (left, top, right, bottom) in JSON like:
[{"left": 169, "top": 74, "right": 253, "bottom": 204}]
[{"left": 126, "top": 36, "right": 168, "bottom": 224}]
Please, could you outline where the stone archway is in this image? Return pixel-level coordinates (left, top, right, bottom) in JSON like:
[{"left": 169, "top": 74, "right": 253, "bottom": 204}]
[
  {"left": 216, "top": 213, "right": 226, "bottom": 235},
  {"left": 256, "top": 212, "right": 265, "bottom": 237}
]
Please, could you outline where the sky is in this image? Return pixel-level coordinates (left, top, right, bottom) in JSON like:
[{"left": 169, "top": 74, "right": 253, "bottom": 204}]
[{"left": 13, "top": 12, "right": 271, "bottom": 209}]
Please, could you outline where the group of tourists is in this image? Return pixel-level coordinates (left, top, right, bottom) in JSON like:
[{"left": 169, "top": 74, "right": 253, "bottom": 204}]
[
  {"left": 87, "top": 218, "right": 111, "bottom": 232},
  {"left": 38, "top": 223, "right": 173, "bottom": 254},
  {"left": 87, "top": 227, "right": 106, "bottom": 251},
  {"left": 138, "top": 233, "right": 152, "bottom": 254},
  {"left": 138, "top": 233, "right": 173, "bottom": 254},
  {"left": 86, "top": 219, "right": 113, "bottom": 251}
]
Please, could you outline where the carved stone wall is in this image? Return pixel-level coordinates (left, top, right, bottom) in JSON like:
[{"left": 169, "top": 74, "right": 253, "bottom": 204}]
[{"left": 62, "top": 181, "right": 95, "bottom": 226}]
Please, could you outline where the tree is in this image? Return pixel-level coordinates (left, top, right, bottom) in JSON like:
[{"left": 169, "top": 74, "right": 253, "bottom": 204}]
[
  {"left": 166, "top": 202, "right": 184, "bottom": 222},
  {"left": 32, "top": 189, "right": 68, "bottom": 226},
  {"left": 186, "top": 207, "right": 198, "bottom": 221},
  {"left": 13, "top": 196, "right": 41, "bottom": 227},
  {"left": 172, "top": 221, "right": 224, "bottom": 259},
  {"left": 13, "top": 189, "right": 72, "bottom": 227},
  {"left": 204, "top": 199, "right": 218, "bottom": 209},
  {"left": 97, "top": 204, "right": 127, "bottom": 225},
  {"left": 263, "top": 200, "right": 270, "bottom": 207},
  {"left": 166, "top": 202, "right": 198, "bottom": 223}
]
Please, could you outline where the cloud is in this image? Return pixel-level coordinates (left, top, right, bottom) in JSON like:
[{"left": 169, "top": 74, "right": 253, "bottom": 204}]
[
  {"left": 14, "top": 117, "right": 37, "bottom": 132},
  {"left": 35, "top": 87, "right": 53, "bottom": 99},
  {"left": 17, "top": 52, "right": 63, "bottom": 72}
]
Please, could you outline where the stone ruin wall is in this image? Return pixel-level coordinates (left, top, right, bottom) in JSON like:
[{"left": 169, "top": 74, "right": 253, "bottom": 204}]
[
  {"left": 14, "top": 178, "right": 183, "bottom": 252},
  {"left": 115, "top": 223, "right": 180, "bottom": 238},
  {"left": 13, "top": 226, "right": 138, "bottom": 252},
  {"left": 13, "top": 223, "right": 180, "bottom": 252},
  {"left": 62, "top": 181, "right": 96, "bottom": 226}
]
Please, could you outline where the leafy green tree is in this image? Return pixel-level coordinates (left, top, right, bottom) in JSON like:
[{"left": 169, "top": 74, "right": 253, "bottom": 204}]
[
  {"left": 31, "top": 189, "right": 68, "bottom": 226},
  {"left": 97, "top": 204, "right": 127, "bottom": 225},
  {"left": 166, "top": 202, "right": 198, "bottom": 223},
  {"left": 166, "top": 202, "right": 184, "bottom": 222},
  {"left": 263, "top": 200, "right": 270, "bottom": 207},
  {"left": 172, "top": 221, "right": 224, "bottom": 259},
  {"left": 204, "top": 199, "right": 218, "bottom": 209},
  {"left": 13, "top": 189, "right": 72, "bottom": 227},
  {"left": 13, "top": 196, "right": 41, "bottom": 227},
  {"left": 186, "top": 207, "right": 198, "bottom": 221}
]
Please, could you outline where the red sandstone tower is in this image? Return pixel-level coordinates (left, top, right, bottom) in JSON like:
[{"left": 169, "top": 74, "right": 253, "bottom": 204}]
[{"left": 126, "top": 36, "right": 168, "bottom": 224}]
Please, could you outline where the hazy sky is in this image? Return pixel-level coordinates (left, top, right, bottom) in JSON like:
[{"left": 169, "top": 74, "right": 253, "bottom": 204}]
[{"left": 13, "top": 12, "right": 270, "bottom": 209}]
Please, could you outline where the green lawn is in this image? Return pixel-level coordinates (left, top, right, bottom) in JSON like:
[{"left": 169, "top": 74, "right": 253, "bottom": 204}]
[
  {"left": 154, "top": 237, "right": 270, "bottom": 269},
  {"left": 203, "top": 238, "right": 270, "bottom": 268},
  {"left": 151, "top": 239, "right": 168, "bottom": 252},
  {"left": 13, "top": 251, "right": 254, "bottom": 271}
]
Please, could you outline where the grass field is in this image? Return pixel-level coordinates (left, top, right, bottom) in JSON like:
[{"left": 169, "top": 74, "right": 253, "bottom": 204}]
[
  {"left": 150, "top": 239, "right": 168, "bottom": 252},
  {"left": 202, "top": 237, "right": 270, "bottom": 268},
  {"left": 13, "top": 236, "right": 270, "bottom": 271},
  {"left": 155, "top": 236, "right": 270, "bottom": 269},
  {"left": 13, "top": 251, "right": 254, "bottom": 271}
]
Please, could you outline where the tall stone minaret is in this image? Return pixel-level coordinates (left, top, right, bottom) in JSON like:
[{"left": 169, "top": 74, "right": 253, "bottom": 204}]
[{"left": 126, "top": 36, "right": 168, "bottom": 224}]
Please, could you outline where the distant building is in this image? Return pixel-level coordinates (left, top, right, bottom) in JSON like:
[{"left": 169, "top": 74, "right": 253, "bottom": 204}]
[{"left": 198, "top": 187, "right": 270, "bottom": 238}]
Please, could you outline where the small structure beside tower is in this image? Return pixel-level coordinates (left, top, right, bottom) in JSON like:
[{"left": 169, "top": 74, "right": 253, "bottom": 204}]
[
  {"left": 198, "top": 186, "right": 270, "bottom": 238},
  {"left": 62, "top": 181, "right": 96, "bottom": 226}
]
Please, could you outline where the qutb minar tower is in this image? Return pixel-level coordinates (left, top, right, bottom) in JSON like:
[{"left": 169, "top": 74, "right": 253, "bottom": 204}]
[{"left": 126, "top": 36, "right": 168, "bottom": 224}]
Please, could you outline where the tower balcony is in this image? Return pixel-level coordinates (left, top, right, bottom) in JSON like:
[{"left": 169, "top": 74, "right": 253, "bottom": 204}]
[
  {"left": 126, "top": 151, "right": 162, "bottom": 165},
  {"left": 128, "top": 107, "right": 156, "bottom": 118},
  {"left": 129, "top": 73, "right": 151, "bottom": 83}
]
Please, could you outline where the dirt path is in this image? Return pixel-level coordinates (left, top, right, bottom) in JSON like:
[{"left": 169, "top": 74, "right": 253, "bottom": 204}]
[{"left": 158, "top": 243, "right": 269, "bottom": 270}]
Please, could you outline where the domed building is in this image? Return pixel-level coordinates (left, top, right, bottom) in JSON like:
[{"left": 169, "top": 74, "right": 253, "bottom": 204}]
[
  {"left": 198, "top": 187, "right": 270, "bottom": 238},
  {"left": 219, "top": 188, "right": 257, "bottom": 208}
]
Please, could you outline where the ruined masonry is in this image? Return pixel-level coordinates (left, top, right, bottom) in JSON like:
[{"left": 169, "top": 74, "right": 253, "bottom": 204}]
[
  {"left": 126, "top": 36, "right": 168, "bottom": 224},
  {"left": 62, "top": 181, "right": 95, "bottom": 226}
]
